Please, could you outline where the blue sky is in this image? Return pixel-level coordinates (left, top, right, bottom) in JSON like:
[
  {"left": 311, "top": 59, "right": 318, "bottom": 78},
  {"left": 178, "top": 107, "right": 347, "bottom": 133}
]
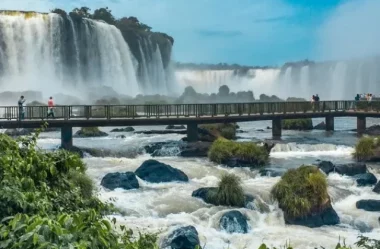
[{"left": 2, "top": 0, "right": 379, "bottom": 66}]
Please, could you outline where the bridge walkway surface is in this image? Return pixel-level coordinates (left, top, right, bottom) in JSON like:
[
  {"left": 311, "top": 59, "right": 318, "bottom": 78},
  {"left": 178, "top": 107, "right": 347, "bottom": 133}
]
[{"left": 0, "top": 100, "right": 378, "bottom": 147}]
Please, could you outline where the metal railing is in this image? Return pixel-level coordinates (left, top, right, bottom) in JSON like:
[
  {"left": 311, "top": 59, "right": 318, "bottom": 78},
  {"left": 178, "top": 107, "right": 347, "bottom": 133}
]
[{"left": 1, "top": 101, "right": 379, "bottom": 121}]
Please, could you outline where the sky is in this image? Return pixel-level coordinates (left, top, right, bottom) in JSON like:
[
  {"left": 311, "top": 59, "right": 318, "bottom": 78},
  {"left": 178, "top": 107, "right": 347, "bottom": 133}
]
[{"left": 1, "top": 0, "right": 379, "bottom": 66}]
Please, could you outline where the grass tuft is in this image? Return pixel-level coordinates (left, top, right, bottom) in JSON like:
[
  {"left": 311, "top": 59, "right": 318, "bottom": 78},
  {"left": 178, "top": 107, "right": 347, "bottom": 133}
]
[
  {"left": 209, "top": 173, "right": 245, "bottom": 207},
  {"left": 200, "top": 123, "right": 237, "bottom": 139}
]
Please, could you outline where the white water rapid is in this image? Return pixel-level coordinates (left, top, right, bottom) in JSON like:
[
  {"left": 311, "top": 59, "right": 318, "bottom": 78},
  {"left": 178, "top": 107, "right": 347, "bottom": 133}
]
[{"left": 32, "top": 118, "right": 380, "bottom": 249}]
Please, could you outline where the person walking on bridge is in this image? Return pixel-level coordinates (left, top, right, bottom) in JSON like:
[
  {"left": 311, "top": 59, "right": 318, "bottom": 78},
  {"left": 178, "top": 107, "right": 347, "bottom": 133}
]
[
  {"left": 18, "top": 95, "right": 25, "bottom": 120},
  {"left": 47, "top": 97, "right": 55, "bottom": 119}
]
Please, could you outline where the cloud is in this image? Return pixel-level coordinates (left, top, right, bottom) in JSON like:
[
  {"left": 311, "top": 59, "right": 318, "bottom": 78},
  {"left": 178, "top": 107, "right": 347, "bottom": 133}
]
[{"left": 316, "top": 0, "right": 380, "bottom": 61}]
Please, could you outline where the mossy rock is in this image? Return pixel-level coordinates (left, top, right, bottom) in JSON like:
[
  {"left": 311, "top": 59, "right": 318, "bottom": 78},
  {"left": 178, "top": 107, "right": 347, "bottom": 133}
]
[
  {"left": 271, "top": 165, "right": 339, "bottom": 227},
  {"left": 353, "top": 136, "right": 380, "bottom": 162},
  {"left": 199, "top": 123, "right": 237, "bottom": 140},
  {"left": 282, "top": 119, "right": 313, "bottom": 130},
  {"left": 75, "top": 127, "right": 108, "bottom": 137},
  {"left": 208, "top": 138, "right": 269, "bottom": 168}
]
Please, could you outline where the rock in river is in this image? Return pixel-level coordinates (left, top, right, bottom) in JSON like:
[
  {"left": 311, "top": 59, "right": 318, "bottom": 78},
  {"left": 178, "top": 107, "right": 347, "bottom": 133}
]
[
  {"left": 354, "top": 173, "right": 378, "bottom": 186},
  {"left": 356, "top": 200, "right": 380, "bottom": 211},
  {"left": 135, "top": 159, "right": 188, "bottom": 183},
  {"left": 219, "top": 210, "right": 249, "bottom": 234},
  {"left": 101, "top": 172, "right": 139, "bottom": 190},
  {"left": 161, "top": 226, "right": 200, "bottom": 249}
]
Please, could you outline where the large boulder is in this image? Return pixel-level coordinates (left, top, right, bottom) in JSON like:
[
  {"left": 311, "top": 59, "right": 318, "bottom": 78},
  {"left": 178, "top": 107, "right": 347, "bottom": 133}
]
[
  {"left": 161, "top": 226, "right": 200, "bottom": 249},
  {"left": 356, "top": 200, "right": 380, "bottom": 211},
  {"left": 180, "top": 142, "right": 211, "bottom": 157},
  {"left": 110, "top": 127, "right": 135, "bottom": 132},
  {"left": 271, "top": 166, "right": 340, "bottom": 228},
  {"left": 4, "top": 128, "right": 32, "bottom": 137},
  {"left": 317, "top": 161, "right": 335, "bottom": 175},
  {"left": 285, "top": 205, "right": 340, "bottom": 227},
  {"left": 75, "top": 127, "right": 108, "bottom": 137},
  {"left": 101, "top": 172, "right": 139, "bottom": 190},
  {"left": 135, "top": 160, "right": 188, "bottom": 183},
  {"left": 314, "top": 122, "right": 326, "bottom": 130},
  {"left": 364, "top": 125, "right": 380, "bottom": 136},
  {"left": 374, "top": 182, "right": 380, "bottom": 194},
  {"left": 191, "top": 187, "right": 254, "bottom": 208},
  {"left": 219, "top": 210, "right": 249, "bottom": 234},
  {"left": 354, "top": 173, "right": 378, "bottom": 187},
  {"left": 334, "top": 163, "right": 367, "bottom": 176}
]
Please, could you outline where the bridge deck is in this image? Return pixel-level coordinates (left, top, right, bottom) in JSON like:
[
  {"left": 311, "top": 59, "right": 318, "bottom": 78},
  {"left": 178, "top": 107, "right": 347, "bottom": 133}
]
[{"left": 0, "top": 100, "right": 379, "bottom": 129}]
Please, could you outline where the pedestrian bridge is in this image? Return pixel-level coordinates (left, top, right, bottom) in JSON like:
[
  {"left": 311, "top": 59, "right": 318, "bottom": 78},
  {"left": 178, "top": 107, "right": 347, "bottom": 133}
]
[{"left": 0, "top": 100, "right": 378, "bottom": 148}]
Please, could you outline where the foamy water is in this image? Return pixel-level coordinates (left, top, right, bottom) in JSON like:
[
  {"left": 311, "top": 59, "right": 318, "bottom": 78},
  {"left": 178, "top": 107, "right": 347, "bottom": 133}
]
[{"left": 26, "top": 120, "right": 380, "bottom": 248}]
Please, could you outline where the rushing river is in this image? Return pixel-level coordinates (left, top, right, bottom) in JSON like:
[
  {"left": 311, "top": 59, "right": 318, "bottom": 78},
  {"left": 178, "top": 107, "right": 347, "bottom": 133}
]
[{"left": 33, "top": 117, "right": 380, "bottom": 249}]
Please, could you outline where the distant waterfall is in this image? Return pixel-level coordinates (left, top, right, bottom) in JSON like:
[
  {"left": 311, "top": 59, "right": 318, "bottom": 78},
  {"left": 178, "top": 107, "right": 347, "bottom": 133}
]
[
  {"left": 136, "top": 36, "right": 175, "bottom": 95},
  {"left": 0, "top": 12, "right": 140, "bottom": 97},
  {"left": 175, "top": 58, "right": 380, "bottom": 100}
]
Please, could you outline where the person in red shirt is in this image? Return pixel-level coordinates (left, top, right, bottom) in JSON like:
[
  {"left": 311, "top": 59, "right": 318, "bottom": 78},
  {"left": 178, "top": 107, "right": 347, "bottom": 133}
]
[{"left": 47, "top": 96, "right": 55, "bottom": 119}]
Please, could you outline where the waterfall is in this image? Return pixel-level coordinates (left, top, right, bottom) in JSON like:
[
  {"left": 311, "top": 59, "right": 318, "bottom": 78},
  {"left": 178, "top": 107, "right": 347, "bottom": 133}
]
[
  {"left": 136, "top": 36, "right": 175, "bottom": 95},
  {"left": 174, "top": 57, "right": 380, "bottom": 100},
  {"left": 0, "top": 12, "right": 140, "bottom": 98}
]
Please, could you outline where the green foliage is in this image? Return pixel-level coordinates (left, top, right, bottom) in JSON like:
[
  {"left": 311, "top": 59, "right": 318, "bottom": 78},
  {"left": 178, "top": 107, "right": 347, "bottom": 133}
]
[
  {"left": 209, "top": 173, "right": 245, "bottom": 207},
  {"left": 353, "top": 136, "right": 380, "bottom": 161},
  {"left": 271, "top": 166, "right": 329, "bottom": 219},
  {"left": 0, "top": 127, "right": 158, "bottom": 248},
  {"left": 200, "top": 123, "right": 237, "bottom": 139},
  {"left": 92, "top": 7, "right": 116, "bottom": 25},
  {"left": 282, "top": 119, "right": 313, "bottom": 130},
  {"left": 208, "top": 138, "right": 269, "bottom": 167},
  {"left": 257, "top": 236, "right": 380, "bottom": 249}
]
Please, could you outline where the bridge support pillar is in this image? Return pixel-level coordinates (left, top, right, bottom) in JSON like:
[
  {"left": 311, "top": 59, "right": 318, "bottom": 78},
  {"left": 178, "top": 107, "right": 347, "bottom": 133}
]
[
  {"left": 187, "top": 123, "right": 198, "bottom": 142},
  {"left": 357, "top": 116, "right": 366, "bottom": 134},
  {"left": 61, "top": 126, "right": 73, "bottom": 150},
  {"left": 326, "top": 116, "right": 334, "bottom": 131},
  {"left": 272, "top": 118, "right": 282, "bottom": 138}
]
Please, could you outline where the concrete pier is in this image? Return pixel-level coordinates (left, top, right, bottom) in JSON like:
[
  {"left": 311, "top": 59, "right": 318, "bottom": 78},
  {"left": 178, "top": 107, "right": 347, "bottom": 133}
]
[
  {"left": 326, "top": 116, "right": 334, "bottom": 131},
  {"left": 61, "top": 126, "right": 73, "bottom": 149},
  {"left": 187, "top": 123, "right": 198, "bottom": 142},
  {"left": 272, "top": 118, "right": 282, "bottom": 138},
  {"left": 357, "top": 116, "right": 366, "bottom": 134}
]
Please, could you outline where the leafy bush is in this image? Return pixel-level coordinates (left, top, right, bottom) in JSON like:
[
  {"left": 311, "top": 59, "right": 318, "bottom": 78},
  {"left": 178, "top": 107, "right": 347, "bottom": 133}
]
[
  {"left": 353, "top": 136, "right": 380, "bottom": 161},
  {"left": 0, "top": 126, "right": 158, "bottom": 248},
  {"left": 271, "top": 166, "right": 329, "bottom": 219},
  {"left": 209, "top": 173, "right": 245, "bottom": 207},
  {"left": 208, "top": 138, "right": 269, "bottom": 167},
  {"left": 76, "top": 127, "right": 108, "bottom": 137},
  {"left": 282, "top": 119, "right": 313, "bottom": 130},
  {"left": 200, "top": 123, "right": 237, "bottom": 139}
]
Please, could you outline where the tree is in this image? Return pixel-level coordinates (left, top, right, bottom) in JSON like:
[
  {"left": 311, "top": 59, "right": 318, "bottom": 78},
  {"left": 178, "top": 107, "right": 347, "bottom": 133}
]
[
  {"left": 70, "top": 7, "right": 91, "bottom": 18},
  {"left": 218, "top": 85, "right": 230, "bottom": 97},
  {"left": 92, "top": 7, "right": 116, "bottom": 25},
  {"left": 51, "top": 8, "right": 67, "bottom": 17}
]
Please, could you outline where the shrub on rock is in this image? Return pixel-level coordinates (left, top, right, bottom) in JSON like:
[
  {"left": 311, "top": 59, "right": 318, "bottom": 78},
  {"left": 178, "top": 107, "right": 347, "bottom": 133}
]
[
  {"left": 271, "top": 165, "right": 340, "bottom": 227},
  {"left": 199, "top": 123, "right": 237, "bottom": 140},
  {"left": 208, "top": 138, "right": 269, "bottom": 168},
  {"left": 219, "top": 210, "right": 249, "bottom": 234},
  {"left": 135, "top": 159, "right": 188, "bottom": 183},
  {"left": 101, "top": 172, "right": 139, "bottom": 190},
  {"left": 110, "top": 127, "right": 135, "bottom": 132},
  {"left": 75, "top": 127, "right": 108, "bottom": 137},
  {"left": 353, "top": 136, "right": 380, "bottom": 161},
  {"left": 282, "top": 119, "right": 313, "bottom": 130}
]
